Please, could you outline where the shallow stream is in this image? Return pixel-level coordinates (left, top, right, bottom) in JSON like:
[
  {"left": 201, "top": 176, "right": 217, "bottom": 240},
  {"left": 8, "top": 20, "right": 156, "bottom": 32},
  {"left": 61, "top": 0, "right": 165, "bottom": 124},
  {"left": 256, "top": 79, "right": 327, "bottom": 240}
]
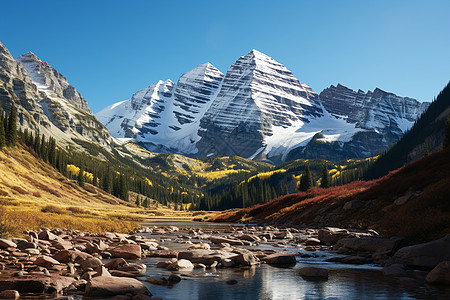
[{"left": 132, "top": 222, "right": 449, "bottom": 299}]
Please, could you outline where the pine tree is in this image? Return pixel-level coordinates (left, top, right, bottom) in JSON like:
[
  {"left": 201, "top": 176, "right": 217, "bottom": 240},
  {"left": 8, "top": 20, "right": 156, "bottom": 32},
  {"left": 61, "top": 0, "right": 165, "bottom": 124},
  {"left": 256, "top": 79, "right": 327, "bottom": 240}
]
[
  {"left": 321, "top": 165, "right": 330, "bottom": 188},
  {"left": 40, "top": 135, "right": 47, "bottom": 161},
  {"left": 48, "top": 138, "right": 56, "bottom": 166},
  {"left": 77, "top": 167, "right": 85, "bottom": 187},
  {"left": 299, "top": 165, "right": 313, "bottom": 192},
  {"left": 119, "top": 174, "right": 128, "bottom": 201},
  {"left": 0, "top": 108, "right": 5, "bottom": 149},
  {"left": 423, "top": 140, "right": 429, "bottom": 157},
  {"left": 6, "top": 103, "right": 17, "bottom": 147},
  {"left": 33, "top": 132, "right": 40, "bottom": 156},
  {"left": 444, "top": 114, "right": 450, "bottom": 149}
]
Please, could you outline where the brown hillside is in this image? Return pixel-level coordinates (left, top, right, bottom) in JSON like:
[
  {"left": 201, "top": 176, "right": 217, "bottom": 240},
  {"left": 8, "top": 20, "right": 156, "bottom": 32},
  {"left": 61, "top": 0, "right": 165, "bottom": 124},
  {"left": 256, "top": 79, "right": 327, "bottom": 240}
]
[
  {"left": 213, "top": 148, "right": 450, "bottom": 242},
  {"left": 0, "top": 146, "right": 188, "bottom": 236}
]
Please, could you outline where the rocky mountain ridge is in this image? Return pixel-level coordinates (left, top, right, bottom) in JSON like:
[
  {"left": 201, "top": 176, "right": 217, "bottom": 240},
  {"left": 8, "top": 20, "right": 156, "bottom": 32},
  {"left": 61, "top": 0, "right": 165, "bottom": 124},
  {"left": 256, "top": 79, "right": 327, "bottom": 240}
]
[
  {"left": 97, "top": 50, "right": 429, "bottom": 163},
  {"left": 0, "top": 41, "right": 114, "bottom": 152}
]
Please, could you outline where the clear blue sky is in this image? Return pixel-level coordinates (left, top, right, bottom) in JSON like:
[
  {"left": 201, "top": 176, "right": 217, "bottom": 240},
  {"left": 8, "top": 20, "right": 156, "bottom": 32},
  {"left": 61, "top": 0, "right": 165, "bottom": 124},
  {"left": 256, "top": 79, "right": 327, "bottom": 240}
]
[{"left": 2, "top": 0, "right": 450, "bottom": 113}]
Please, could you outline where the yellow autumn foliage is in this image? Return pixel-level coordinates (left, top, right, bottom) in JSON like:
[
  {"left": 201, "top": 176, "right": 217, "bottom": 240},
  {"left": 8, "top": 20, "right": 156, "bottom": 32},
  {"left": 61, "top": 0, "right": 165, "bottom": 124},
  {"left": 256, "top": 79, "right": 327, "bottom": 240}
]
[{"left": 245, "top": 169, "right": 287, "bottom": 183}]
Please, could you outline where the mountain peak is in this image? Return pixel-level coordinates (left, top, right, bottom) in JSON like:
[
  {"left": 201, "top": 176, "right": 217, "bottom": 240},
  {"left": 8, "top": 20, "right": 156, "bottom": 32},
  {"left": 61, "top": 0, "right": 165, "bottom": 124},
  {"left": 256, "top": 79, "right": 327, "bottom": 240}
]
[
  {"left": 17, "top": 51, "right": 40, "bottom": 62},
  {"left": 199, "top": 62, "right": 213, "bottom": 68},
  {"left": 248, "top": 49, "right": 266, "bottom": 56},
  {"left": 0, "top": 41, "right": 13, "bottom": 58},
  {"left": 242, "top": 49, "right": 273, "bottom": 62}
]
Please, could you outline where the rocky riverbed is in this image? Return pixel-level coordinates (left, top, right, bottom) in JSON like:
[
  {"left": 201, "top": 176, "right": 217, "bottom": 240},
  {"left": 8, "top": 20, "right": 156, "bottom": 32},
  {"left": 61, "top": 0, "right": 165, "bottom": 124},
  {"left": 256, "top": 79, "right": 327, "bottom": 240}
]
[{"left": 0, "top": 224, "right": 449, "bottom": 299}]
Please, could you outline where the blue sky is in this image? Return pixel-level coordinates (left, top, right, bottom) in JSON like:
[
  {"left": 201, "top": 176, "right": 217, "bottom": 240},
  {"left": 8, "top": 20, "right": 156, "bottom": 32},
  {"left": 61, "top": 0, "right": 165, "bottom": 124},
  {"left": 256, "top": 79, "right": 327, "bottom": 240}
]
[{"left": 2, "top": 0, "right": 450, "bottom": 113}]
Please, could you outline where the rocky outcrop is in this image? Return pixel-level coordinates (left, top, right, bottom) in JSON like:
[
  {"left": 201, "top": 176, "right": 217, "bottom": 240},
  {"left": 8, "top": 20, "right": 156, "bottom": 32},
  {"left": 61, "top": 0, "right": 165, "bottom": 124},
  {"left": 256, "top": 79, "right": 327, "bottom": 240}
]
[
  {"left": 16, "top": 52, "right": 91, "bottom": 113},
  {"left": 316, "top": 84, "right": 430, "bottom": 158},
  {"left": 393, "top": 234, "right": 450, "bottom": 270},
  {"left": 0, "top": 41, "right": 115, "bottom": 155}
]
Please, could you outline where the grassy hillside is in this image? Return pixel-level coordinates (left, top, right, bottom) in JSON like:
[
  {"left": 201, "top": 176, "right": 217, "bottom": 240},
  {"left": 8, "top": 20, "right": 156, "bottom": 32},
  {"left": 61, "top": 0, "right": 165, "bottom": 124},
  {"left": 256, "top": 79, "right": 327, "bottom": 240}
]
[
  {"left": 0, "top": 145, "right": 191, "bottom": 237},
  {"left": 213, "top": 147, "right": 450, "bottom": 242}
]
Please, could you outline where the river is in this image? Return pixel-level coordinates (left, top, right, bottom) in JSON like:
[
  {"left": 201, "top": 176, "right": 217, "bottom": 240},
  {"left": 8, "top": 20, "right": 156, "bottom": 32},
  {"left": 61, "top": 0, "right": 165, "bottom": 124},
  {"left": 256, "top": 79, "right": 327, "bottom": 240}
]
[{"left": 136, "top": 221, "right": 449, "bottom": 300}]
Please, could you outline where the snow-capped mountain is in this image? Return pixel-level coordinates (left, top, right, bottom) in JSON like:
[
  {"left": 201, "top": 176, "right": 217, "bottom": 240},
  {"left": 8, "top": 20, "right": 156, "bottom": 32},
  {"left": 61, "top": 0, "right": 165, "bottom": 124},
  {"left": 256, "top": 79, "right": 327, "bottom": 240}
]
[
  {"left": 97, "top": 62, "right": 224, "bottom": 153},
  {"left": 97, "top": 50, "right": 429, "bottom": 163},
  {"left": 0, "top": 41, "right": 113, "bottom": 151},
  {"left": 320, "top": 84, "right": 429, "bottom": 132},
  {"left": 196, "top": 49, "right": 326, "bottom": 160}
]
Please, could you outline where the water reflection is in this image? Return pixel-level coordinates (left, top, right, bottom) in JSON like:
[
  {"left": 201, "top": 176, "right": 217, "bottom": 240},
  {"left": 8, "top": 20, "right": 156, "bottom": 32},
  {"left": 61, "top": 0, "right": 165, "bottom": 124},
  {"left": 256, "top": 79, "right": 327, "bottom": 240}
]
[
  {"left": 139, "top": 222, "right": 450, "bottom": 300},
  {"left": 143, "top": 259, "right": 421, "bottom": 300}
]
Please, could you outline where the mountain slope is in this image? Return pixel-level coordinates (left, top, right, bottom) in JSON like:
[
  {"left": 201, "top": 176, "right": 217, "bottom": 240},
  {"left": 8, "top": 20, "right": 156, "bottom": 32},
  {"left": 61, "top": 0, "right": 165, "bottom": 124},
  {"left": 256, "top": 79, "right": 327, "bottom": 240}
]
[
  {"left": 213, "top": 147, "right": 450, "bottom": 242},
  {"left": 365, "top": 82, "right": 450, "bottom": 179},
  {"left": 0, "top": 144, "right": 144, "bottom": 236},
  {"left": 96, "top": 63, "right": 224, "bottom": 154},
  {"left": 0, "top": 41, "right": 114, "bottom": 152}
]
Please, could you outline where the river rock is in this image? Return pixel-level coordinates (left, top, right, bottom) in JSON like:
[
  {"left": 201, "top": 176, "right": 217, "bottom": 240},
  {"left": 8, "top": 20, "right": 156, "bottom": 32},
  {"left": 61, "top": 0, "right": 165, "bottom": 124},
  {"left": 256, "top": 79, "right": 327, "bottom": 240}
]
[
  {"left": 305, "top": 238, "right": 321, "bottom": 246},
  {"left": 103, "top": 232, "right": 117, "bottom": 240},
  {"left": 80, "top": 257, "right": 103, "bottom": 272},
  {"left": 188, "top": 243, "right": 211, "bottom": 250},
  {"left": 93, "top": 266, "right": 111, "bottom": 277},
  {"left": 299, "top": 267, "right": 328, "bottom": 280},
  {"left": 318, "top": 227, "right": 351, "bottom": 245},
  {"left": 425, "top": 261, "right": 450, "bottom": 285},
  {"left": 0, "top": 275, "right": 75, "bottom": 294},
  {"left": 222, "top": 258, "right": 235, "bottom": 267},
  {"left": 52, "top": 250, "right": 93, "bottom": 263},
  {"left": 167, "top": 259, "right": 194, "bottom": 271},
  {"left": 230, "top": 253, "right": 259, "bottom": 266},
  {"left": 34, "top": 256, "right": 60, "bottom": 268},
  {"left": 85, "top": 276, "right": 151, "bottom": 297},
  {"left": 157, "top": 259, "right": 177, "bottom": 269},
  {"left": 274, "top": 231, "right": 293, "bottom": 240},
  {"left": 25, "top": 248, "right": 40, "bottom": 255},
  {"left": 104, "top": 258, "right": 128, "bottom": 269},
  {"left": 110, "top": 244, "right": 141, "bottom": 259},
  {"left": 140, "top": 241, "right": 159, "bottom": 251},
  {"left": 0, "top": 239, "right": 17, "bottom": 249},
  {"left": 383, "top": 264, "right": 407, "bottom": 277},
  {"left": 178, "top": 249, "right": 233, "bottom": 266},
  {"left": 16, "top": 241, "right": 36, "bottom": 250},
  {"left": 209, "top": 237, "right": 244, "bottom": 246},
  {"left": 340, "top": 255, "right": 371, "bottom": 265},
  {"left": 238, "top": 234, "right": 260, "bottom": 242},
  {"left": 146, "top": 278, "right": 168, "bottom": 286},
  {"left": 168, "top": 274, "right": 181, "bottom": 283},
  {"left": 0, "top": 290, "right": 20, "bottom": 300},
  {"left": 52, "top": 239, "right": 73, "bottom": 250},
  {"left": 85, "top": 241, "right": 109, "bottom": 254},
  {"left": 115, "top": 263, "right": 147, "bottom": 276},
  {"left": 38, "top": 230, "right": 57, "bottom": 241},
  {"left": 337, "top": 237, "right": 404, "bottom": 254},
  {"left": 394, "top": 234, "right": 450, "bottom": 270},
  {"left": 262, "top": 253, "right": 296, "bottom": 266}
]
